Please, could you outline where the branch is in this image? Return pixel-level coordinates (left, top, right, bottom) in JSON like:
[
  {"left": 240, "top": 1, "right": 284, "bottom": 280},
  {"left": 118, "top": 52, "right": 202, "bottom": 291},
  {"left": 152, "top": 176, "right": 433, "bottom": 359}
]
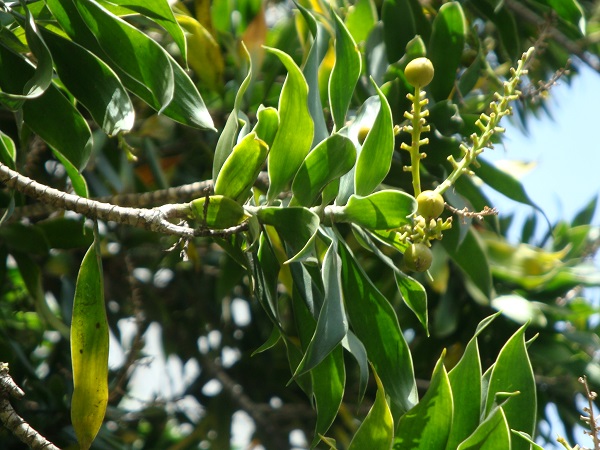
[
  {"left": 504, "top": 0, "right": 600, "bottom": 72},
  {"left": 0, "top": 162, "right": 248, "bottom": 238},
  {"left": 0, "top": 363, "right": 61, "bottom": 450}
]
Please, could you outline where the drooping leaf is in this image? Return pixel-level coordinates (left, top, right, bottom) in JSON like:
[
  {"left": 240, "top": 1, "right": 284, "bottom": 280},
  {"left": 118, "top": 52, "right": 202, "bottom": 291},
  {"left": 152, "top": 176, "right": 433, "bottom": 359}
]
[
  {"left": 214, "top": 132, "right": 268, "bottom": 203},
  {"left": 256, "top": 207, "right": 320, "bottom": 260},
  {"left": 292, "top": 134, "right": 356, "bottom": 207},
  {"left": 40, "top": 28, "right": 134, "bottom": 135},
  {"left": 71, "top": 240, "right": 109, "bottom": 450},
  {"left": 265, "top": 47, "right": 314, "bottom": 201},
  {"left": 348, "top": 368, "right": 394, "bottom": 450},
  {"left": 427, "top": 1, "right": 466, "bottom": 101},
  {"left": 339, "top": 241, "right": 417, "bottom": 413},
  {"left": 485, "top": 324, "right": 536, "bottom": 450},
  {"left": 0, "top": 3, "right": 53, "bottom": 109},
  {"left": 394, "top": 353, "right": 453, "bottom": 449},
  {"left": 329, "top": 11, "right": 361, "bottom": 131},
  {"left": 354, "top": 81, "right": 394, "bottom": 196},
  {"left": 337, "top": 190, "right": 416, "bottom": 230},
  {"left": 295, "top": 240, "right": 348, "bottom": 376}
]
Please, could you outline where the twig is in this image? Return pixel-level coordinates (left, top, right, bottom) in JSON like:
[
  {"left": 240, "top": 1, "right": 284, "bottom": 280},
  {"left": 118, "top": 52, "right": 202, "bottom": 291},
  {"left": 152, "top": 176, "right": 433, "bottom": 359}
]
[
  {"left": 0, "top": 162, "right": 249, "bottom": 238},
  {"left": 445, "top": 203, "right": 498, "bottom": 223},
  {"left": 579, "top": 375, "right": 600, "bottom": 450},
  {"left": 0, "top": 362, "right": 61, "bottom": 450}
]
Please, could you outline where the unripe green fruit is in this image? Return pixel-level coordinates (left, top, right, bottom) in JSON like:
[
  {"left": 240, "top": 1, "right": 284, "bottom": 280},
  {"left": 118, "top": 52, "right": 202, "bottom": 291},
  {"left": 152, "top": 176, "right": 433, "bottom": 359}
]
[
  {"left": 404, "top": 57, "right": 434, "bottom": 88},
  {"left": 403, "top": 243, "right": 433, "bottom": 272},
  {"left": 357, "top": 126, "right": 370, "bottom": 145},
  {"left": 416, "top": 190, "right": 445, "bottom": 219}
]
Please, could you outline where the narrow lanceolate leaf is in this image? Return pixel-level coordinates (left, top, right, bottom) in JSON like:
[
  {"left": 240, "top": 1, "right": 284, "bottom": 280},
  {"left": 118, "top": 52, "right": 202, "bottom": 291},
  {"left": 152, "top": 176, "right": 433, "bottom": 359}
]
[
  {"left": 213, "top": 44, "right": 252, "bottom": 180},
  {"left": 329, "top": 11, "right": 361, "bottom": 131},
  {"left": 394, "top": 271, "right": 428, "bottom": 334},
  {"left": 40, "top": 28, "right": 134, "bottom": 135},
  {"left": 214, "top": 132, "right": 268, "bottom": 203},
  {"left": 106, "top": 0, "right": 188, "bottom": 59},
  {"left": 427, "top": 1, "right": 466, "bottom": 101},
  {"left": 73, "top": 0, "right": 174, "bottom": 110},
  {"left": 71, "top": 241, "right": 109, "bottom": 450},
  {"left": 395, "top": 354, "right": 453, "bottom": 449},
  {"left": 265, "top": 47, "right": 314, "bottom": 201},
  {"left": 485, "top": 324, "right": 536, "bottom": 450},
  {"left": 295, "top": 240, "right": 348, "bottom": 376},
  {"left": 348, "top": 368, "right": 394, "bottom": 450},
  {"left": 382, "top": 0, "right": 416, "bottom": 63},
  {"left": 354, "top": 81, "right": 394, "bottom": 196},
  {"left": 456, "top": 406, "right": 511, "bottom": 450},
  {"left": 338, "top": 190, "right": 416, "bottom": 230},
  {"left": 292, "top": 134, "right": 356, "bottom": 207},
  {"left": 339, "top": 241, "right": 417, "bottom": 413},
  {"left": 0, "top": 3, "right": 53, "bottom": 109},
  {"left": 0, "top": 45, "right": 93, "bottom": 171}
]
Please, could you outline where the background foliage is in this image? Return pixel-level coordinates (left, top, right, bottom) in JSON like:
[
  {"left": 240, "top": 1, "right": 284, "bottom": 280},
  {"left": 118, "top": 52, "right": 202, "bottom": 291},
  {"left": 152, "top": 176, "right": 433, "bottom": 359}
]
[{"left": 0, "top": 0, "right": 599, "bottom": 449}]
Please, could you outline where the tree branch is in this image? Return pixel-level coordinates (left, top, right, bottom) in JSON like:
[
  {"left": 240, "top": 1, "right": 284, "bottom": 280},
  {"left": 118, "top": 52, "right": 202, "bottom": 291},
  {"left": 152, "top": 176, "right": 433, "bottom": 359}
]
[
  {"left": 0, "top": 162, "right": 248, "bottom": 238},
  {"left": 0, "top": 363, "right": 61, "bottom": 450}
]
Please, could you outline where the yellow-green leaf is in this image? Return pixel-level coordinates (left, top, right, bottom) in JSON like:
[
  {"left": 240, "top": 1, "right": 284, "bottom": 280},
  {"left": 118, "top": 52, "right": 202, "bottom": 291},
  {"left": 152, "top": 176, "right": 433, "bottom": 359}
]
[
  {"left": 190, "top": 195, "right": 250, "bottom": 229},
  {"left": 71, "top": 241, "right": 108, "bottom": 450}
]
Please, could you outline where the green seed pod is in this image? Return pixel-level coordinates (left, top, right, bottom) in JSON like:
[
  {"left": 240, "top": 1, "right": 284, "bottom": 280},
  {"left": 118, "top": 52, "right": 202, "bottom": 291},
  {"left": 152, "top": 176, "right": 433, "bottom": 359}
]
[
  {"left": 404, "top": 57, "right": 435, "bottom": 88},
  {"left": 403, "top": 243, "right": 433, "bottom": 272},
  {"left": 417, "top": 190, "right": 445, "bottom": 219}
]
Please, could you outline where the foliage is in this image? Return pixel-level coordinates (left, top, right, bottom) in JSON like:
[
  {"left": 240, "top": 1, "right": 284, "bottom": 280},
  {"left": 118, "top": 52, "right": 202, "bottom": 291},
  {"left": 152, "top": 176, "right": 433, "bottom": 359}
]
[{"left": 0, "top": 0, "right": 599, "bottom": 449}]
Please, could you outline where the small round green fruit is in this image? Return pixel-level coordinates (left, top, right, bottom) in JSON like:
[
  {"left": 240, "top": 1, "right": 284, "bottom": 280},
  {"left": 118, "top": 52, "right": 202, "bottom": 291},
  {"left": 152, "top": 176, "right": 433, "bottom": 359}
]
[
  {"left": 357, "top": 126, "right": 370, "bottom": 145},
  {"left": 403, "top": 243, "right": 433, "bottom": 272},
  {"left": 416, "top": 190, "right": 445, "bottom": 219},
  {"left": 404, "top": 57, "right": 434, "bottom": 88}
]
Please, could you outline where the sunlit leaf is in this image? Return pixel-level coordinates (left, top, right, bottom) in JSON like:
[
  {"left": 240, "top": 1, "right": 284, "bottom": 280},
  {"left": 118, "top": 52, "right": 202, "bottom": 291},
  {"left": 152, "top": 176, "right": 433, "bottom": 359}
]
[
  {"left": 71, "top": 240, "right": 109, "bottom": 450},
  {"left": 189, "top": 195, "right": 250, "bottom": 229},
  {"left": 337, "top": 190, "right": 416, "bottom": 230},
  {"left": 265, "top": 47, "right": 314, "bottom": 201}
]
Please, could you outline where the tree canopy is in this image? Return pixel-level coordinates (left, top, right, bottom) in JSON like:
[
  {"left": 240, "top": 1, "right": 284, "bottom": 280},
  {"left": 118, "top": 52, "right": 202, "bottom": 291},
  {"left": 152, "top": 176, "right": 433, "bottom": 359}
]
[{"left": 0, "top": 0, "right": 599, "bottom": 449}]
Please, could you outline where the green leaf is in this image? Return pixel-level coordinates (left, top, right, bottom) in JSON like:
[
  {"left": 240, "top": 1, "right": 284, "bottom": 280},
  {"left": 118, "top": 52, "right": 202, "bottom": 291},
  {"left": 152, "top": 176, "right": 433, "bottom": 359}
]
[
  {"left": 533, "top": 0, "right": 586, "bottom": 35},
  {"left": 382, "top": 0, "right": 416, "bottom": 63},
  {"left": 52, "top": 149, "right": 89, "bottom": 197},
  {"left": 485, "top": 325, "right": 536, "bottom": 450},
  {"left": 337, "top": 190, "right": 416, "bottom": 230},
  {"left": 256, "top": 207, "right": 320, "bottom": 260},
  {"left": 442, "top": 226, "right": 493, "bottom": 302},
  {"left": 213, "top": 44, "right": 252, "bottom": 180},
  {"left": 252, "top": 106, "right": 279, "bottom": 149},
  {"left": 0, "top": 223, "right": 49, "bottom": 254},
  {"left": 0, "top": 130, "right": 16, "bottom": 169},
  {"left": 339, "top": 241, "right": 417, "bottom": 413},
  {"left": 36, "top": 218, "right": 94, "bottom": 249},
  {"left": 73, "top": 0, "right": 174, "bottom": 110},
  {"left": 394, "top": 271, "right": 428, "bottom": 335},
  {"left": 214, "top": 132, "right": 268, "bottom": 203},
  {"left": 456, "top": 406, "right": 511, "bottom": 450},
  {"left": 354, "top": 81, "right": 394, "bottom": 196},
  {"left": 106, "top": 0, "right": 187, "bottom": 60},
  {"left": 71, "top": 240, "right": 109, "bottom": 450},
  {"left": 0, "top": 4, "right": 53, "bottom": 109},
  {"left": 311, "top": 345, "right": 345, "bottom": 446},
  {"left": 329, "top": 11, "right": 361, "bottom": 131},
  {"left": 295, "top": 240, "right": 348, "bottom": 376},
  {"left": 265, "top": 47, "right": 314, "bottom": 201},
  {"left": 297, "top": 4, "right": 329, "bottom": 147},
  {"left": 189, "top": 195, "right": 250, "bottom": 229},
  {"left": 427, "top": 1, "right": 466, "bottom": 101},
  {"left": 394, "top": 353, "right": 453, "bottom": 449},
  {"left": 0, "top": 44, "right": 93, "bottom": 170},
  {"left": 292, "top": 134, "right": 356, "bottom": 207},
  {"left": 343, "top": 331, "right": 369, "bottom": 405},
  {"left": 345, "top": 0, "right": 377, "bottom": 44},
  {"left": 348, "top": 368, "right": 394, "bottom": 450},
  {"left": 40, "top": 28, "right": 134, "bottom": 135},
  {"left": 491, "top": 294, "right": 548, "bottom": 327}
]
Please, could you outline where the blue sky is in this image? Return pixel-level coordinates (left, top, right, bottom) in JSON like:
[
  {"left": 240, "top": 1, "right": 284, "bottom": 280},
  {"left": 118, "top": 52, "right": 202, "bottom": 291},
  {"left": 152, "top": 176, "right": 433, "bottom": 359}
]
[{"left": 481, "top": 62, "right": 600, "bottom": 239}]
